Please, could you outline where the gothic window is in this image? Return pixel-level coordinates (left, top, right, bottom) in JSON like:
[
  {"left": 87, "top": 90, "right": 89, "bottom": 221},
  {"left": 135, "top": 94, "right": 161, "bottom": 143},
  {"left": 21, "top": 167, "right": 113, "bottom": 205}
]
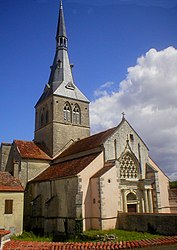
[
  {"left": 64, "top": 103, "right": 71, "bottom": 122},
  {"left": 119, "top": 153, "right": 138, "bottom": 179},
  {"left": 73, "top": 104, "right": 81, "bottom": 125},
  {"left": 41, "top": 113, "right": 44, "bottom": 127},
  {"left": 46, "top": 110, "right": 49, "bottom": 124}
]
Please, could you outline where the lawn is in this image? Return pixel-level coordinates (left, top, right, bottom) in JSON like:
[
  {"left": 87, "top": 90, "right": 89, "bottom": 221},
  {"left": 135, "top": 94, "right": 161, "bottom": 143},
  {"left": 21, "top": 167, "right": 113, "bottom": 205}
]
[{"left": 12, "top": 229, "right": 161, "bottom": 243}]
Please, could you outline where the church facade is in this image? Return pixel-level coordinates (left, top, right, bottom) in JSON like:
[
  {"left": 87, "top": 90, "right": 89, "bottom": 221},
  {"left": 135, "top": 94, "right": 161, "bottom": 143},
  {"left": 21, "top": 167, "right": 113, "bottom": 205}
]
[{"left": 0, "top": 0, "right": 170, "bottom": 235}]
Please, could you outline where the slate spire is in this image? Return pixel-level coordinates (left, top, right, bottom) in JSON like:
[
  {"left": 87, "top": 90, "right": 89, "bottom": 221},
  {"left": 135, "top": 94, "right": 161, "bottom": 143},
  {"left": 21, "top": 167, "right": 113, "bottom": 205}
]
[
  {"left": 36, "top": 0, "right": 89, "bottom": 105},
  {"left": 56, "top": 0, "right": 67, "bottom": 48}
]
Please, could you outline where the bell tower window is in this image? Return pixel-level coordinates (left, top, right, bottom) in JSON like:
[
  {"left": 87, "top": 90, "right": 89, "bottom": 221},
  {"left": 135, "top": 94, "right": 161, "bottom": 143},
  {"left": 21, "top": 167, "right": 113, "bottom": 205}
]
[
  {"left": 64, "top": 103, "right": 71, "bottom": 122},
  {"left": 73, "top": 104, "right": 81, "bottom": 125}
]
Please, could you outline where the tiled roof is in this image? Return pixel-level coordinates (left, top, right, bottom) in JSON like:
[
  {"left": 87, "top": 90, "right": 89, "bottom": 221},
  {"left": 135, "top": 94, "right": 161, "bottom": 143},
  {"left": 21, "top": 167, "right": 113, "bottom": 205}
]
[
  {"left": 14, "top": 140, "right": 52, "bottom": 160},
  {"left": 32, "top": 152, "right": 100, "bottom": 182},
  {"left": 3, "top": 236, "right": 177, "bottom": 249},
  {"left": 58, "top": 127, "right": 117, "bottom": 159},
  {"left": 0, "top": 229, "right": 10, "bottom": 237},
  {"left": 0, "top": 172, "right": 24, "bottom": 192},
  {"left": 91, "top": 162, "right": 115, "bottom": 178}
]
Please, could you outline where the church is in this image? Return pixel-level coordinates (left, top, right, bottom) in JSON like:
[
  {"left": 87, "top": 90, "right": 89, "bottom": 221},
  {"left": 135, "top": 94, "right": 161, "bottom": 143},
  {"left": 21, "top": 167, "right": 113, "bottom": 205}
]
[{"left": 0, "top": 0, "right": 170, "bottom": 236}]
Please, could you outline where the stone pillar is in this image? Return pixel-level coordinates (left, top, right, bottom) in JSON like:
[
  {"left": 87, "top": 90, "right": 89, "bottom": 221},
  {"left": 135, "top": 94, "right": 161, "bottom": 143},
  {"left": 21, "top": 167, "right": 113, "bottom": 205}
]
[
  {"left": 123, "top": 190, "right": 127, "bottom": 212},
  {"left": 141, "top": 198, "right": 145, "bottom": 213},
  {"left": 148, "top": 189, "right": 153, "bottom": 213},
  {"left": 144, "top": 189, "right": 149, "bottom": 213}
]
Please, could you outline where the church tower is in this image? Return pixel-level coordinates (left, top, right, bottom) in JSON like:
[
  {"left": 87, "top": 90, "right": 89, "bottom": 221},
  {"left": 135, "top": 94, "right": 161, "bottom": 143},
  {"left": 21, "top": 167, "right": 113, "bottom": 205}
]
[{"left": 34, "top": 0, "right": 90, "bottom": 157}]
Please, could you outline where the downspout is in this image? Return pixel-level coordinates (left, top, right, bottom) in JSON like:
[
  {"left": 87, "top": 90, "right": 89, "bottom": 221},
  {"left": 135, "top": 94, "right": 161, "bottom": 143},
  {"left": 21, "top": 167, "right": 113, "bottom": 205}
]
[{"left": 98, "top": 177, "right": 102, "bottom": 230}]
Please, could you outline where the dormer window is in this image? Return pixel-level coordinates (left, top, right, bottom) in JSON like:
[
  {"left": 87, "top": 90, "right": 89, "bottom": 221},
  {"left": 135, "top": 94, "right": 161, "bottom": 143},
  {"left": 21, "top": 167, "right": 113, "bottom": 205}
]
[{"left": 58, "top": 59, "right": 62, "bottom": 68}]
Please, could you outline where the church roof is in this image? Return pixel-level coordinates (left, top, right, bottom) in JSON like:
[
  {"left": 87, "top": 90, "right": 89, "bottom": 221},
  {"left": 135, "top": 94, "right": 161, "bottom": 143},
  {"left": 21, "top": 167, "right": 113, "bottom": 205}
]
[
  {"left": 58, "top": 127, "right": 117, "bottom": 159},
  {"left": 31, "top": 152, "right": 100, "bottom": 182},
  {"left": 91, "top": 162, "right": 115, "bottom": 178},
  {"left": 14, "top": 140, "right": 51, "bottom": 161},
  {"left": 0, "top": 171, "right": 24, "bottom": 192}
]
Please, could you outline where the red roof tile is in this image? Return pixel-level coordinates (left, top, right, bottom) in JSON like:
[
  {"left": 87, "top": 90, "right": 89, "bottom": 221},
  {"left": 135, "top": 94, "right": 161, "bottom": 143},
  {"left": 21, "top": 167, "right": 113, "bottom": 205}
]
[
  {"left": 0, "top": 172, "right": 24, "bottom": 192},
  {"left": 32, "top": 152, "right": 100, "bottom": 182},
  {"left": 3, "top": 237, "right": 177, "bottom": 250},
  {"left": 0, "top": 229, "right": 10, "bottom": 237},
  {"left": 14, "top": 140, "right": 52, "bottom": 160},
  {"left": 58, "top": 127, "right": 117, "bottom": 159}
]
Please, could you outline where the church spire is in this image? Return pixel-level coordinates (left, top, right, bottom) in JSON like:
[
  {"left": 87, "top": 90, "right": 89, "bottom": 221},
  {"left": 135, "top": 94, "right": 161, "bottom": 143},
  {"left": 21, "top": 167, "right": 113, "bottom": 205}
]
[
  {"left": 56, "top": 0, "right": 67, "bottom": 49},
  {"left": 36, "top": 0, "right": 89, "bottom": 105},
  {"left": 47, "top": 0, "right": 73, "bottom": 91}
]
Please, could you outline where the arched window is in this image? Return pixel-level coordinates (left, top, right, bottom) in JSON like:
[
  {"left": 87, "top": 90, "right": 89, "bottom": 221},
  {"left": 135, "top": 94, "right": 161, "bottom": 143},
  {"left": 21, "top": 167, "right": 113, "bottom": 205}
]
[
  {"left": 127, "top": 192, "right": 137, "bottom": 201},
  {"left": 73, "top": 104, "right": 81, "bottom": 125},
  {"left": 64, "top": 103, "right": 71, "bottom": 122},
  {"left": 46, "top": 110, "right": 49, "bottom": 124},
  {"left": 119, "top": 153, "right": 138, "bottom": 179},
  {"left": 41, "top": 113, "right": 44, "bottom": 127}
]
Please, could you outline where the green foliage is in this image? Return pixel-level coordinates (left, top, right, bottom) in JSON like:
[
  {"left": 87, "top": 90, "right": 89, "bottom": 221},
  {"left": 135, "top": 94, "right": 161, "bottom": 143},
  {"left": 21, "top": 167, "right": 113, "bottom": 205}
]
[
  {"left": 170, "top": 181, "right": 177, "bottom": 188},
  {"left": 11, "top": 231, "right": 52, "bottom": 242},
  {"left": 75, "top": 219, "right": 83, "bottom": 235},
  {"left": 80, "top": 229, "right": 161, "bottom": 242},
  {"left": 11, "top": 229, "right": 161, "bottom": 243}
]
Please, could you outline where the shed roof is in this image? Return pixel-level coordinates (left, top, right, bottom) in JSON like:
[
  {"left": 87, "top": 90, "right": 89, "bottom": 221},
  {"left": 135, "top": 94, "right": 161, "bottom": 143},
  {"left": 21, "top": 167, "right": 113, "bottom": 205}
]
[
  {"left": 32, "top": 152, "right": 100, "bottom": 182},
  {"left": 14, "top": 140, "right": 51, "bottom": 161},
  {"left": 0, "top": 172, "right": 24, "bottom": 192}
]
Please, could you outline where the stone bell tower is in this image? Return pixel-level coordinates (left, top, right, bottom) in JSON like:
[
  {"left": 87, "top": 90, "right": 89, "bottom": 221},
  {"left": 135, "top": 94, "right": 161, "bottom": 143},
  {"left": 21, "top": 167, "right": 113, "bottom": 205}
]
[{"left": 34, "top": 0, "right": 90, "bottom": 157}]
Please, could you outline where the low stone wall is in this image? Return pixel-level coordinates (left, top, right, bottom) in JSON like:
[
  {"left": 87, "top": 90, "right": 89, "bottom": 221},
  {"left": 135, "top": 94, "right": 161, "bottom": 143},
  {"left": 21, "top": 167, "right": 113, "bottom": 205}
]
[{"left": 117, "top": 213, "right": 177, "bottom": 235}]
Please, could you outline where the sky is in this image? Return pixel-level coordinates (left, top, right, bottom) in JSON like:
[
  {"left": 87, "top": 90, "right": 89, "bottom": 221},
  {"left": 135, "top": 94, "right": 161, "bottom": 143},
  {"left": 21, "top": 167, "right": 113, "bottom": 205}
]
[{"left": 0, "top": 0, "right": 177, "bottom": 180}]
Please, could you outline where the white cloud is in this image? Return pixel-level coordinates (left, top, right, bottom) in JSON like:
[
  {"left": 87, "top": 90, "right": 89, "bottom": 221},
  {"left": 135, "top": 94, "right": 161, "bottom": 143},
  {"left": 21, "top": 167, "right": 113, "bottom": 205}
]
[{"left": 90, "top": 46, "right": 177, "bottom": 180}]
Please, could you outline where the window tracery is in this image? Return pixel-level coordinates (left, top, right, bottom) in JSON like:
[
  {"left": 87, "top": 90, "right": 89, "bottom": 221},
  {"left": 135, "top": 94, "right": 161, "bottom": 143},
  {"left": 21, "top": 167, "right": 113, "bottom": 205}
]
[
  {"left": 120, "top": 153, "right": 138, "bottom": 179},
  {"left": 64, "top": 103, "right": 71, "bottom": 122},
  {"left": 73, "top": 104, "right": 81, "bottom": 125}
]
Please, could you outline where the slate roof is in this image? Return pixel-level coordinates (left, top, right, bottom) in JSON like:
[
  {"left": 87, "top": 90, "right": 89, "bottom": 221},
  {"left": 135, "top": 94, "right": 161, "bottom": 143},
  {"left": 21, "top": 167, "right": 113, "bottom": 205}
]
[
  {"left": 32, "top": 152, "right": 100, "bottom": 182},
  {"left": 14, "top": 140, "right": 51, "bottom": 161},
  {"left": 91, "top": 162, "right": 115, "bottom": 179},
  {"left": 0, "top": 172, "right": 24, "bottom": 192},
  {"left": 58, "top": 127, "right": 117, "bottom": 159}
]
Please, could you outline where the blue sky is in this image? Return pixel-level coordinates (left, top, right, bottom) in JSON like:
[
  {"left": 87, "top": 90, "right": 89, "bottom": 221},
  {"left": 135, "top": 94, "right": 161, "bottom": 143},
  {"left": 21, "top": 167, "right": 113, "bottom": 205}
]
[{"left": 1, "top": 0, "right": 177, "bottom": 180}]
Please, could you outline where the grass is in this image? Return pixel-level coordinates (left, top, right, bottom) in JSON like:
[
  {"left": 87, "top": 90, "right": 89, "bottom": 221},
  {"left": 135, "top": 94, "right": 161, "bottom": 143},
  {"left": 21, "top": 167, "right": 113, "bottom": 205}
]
[
  {"left": 81, "top": 229, "right": 161, "bottom": 242},
  {"left": 11, "top": 231, "right": 52, "bottom": 242},
  {"left": 12, "top": 229, "right": 161, "bottom": 243}
]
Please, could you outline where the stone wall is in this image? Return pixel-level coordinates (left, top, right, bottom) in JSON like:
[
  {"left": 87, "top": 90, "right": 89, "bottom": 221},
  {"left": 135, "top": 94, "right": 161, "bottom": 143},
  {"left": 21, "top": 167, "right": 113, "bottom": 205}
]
[
  {"left": 34, "top": 95, "right": 90, "bottom": 157},
  {"left": 0, "top": 143, "right": 13, "bottom": 173},
  {"left": 117, "top": 212, "right": 177, "bottom": 235}
]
